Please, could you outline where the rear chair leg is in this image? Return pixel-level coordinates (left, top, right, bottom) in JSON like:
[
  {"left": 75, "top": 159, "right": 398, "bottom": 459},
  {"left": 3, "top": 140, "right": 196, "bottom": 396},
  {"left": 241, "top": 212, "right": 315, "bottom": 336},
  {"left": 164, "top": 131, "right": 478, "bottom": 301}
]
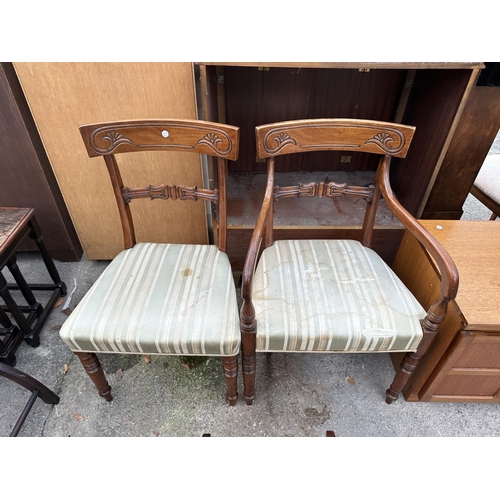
[
  {"left": 75, "top": 352, "right": 113, "bottom": 401},
  {"left": 222, "top": 355, "right": 238, "bottom": 406}
]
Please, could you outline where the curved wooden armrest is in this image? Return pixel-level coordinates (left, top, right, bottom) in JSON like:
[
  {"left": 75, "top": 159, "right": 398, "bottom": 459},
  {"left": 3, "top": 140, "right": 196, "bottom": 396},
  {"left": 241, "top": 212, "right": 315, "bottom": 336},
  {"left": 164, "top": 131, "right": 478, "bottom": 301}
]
[
  {"left": 377, "top": 157, "right": 459, "bottom": 302},
  {"left": 241, "top": 164, "right": 275, "bottom": 302}
]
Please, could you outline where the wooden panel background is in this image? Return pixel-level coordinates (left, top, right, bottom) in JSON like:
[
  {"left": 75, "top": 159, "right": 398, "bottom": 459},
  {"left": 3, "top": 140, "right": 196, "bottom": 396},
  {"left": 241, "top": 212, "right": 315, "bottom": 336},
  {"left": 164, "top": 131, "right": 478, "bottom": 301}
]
[
  {"left": 13, "top": 63, "right": 206, "bottom": 260},
  {"left": 223, "top": 66, "right": 406, "bottom": 173}
]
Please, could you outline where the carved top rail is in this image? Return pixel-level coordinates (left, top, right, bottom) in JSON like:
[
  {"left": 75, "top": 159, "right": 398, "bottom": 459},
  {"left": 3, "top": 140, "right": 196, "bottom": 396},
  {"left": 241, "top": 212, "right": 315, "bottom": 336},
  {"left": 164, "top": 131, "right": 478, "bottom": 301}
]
[
  {"left": 79, "top": 119, "right": 240, "bottom": 160},
  {"left": 274, "top": 181, "right": 375, "bottom": 202},
  {"left": 255, "top": 119, "right": 415, "bottom": 159}
]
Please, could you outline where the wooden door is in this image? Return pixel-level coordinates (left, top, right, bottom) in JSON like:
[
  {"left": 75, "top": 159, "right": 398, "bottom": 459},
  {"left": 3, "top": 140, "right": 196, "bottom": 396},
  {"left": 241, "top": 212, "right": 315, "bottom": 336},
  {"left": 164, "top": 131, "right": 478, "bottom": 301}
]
[{"left": 14, "top": 63, "right": 206, "bottom": 260}]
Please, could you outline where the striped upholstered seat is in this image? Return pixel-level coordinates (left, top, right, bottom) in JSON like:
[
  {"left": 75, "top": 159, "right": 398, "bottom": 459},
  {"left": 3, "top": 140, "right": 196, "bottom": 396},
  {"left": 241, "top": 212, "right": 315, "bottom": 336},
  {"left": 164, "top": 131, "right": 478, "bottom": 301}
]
[
  {"left": 60, "top": 119, "right": 242, "bottom": 405},
  {"left": 241, "top": 119, "right": 458, "bottom": 406},
  {"left": 60, "top": 243, "right": 240, "bottom": 356},
  {"left": 252, "top": 240, "right": 425, "bottom": 353}
]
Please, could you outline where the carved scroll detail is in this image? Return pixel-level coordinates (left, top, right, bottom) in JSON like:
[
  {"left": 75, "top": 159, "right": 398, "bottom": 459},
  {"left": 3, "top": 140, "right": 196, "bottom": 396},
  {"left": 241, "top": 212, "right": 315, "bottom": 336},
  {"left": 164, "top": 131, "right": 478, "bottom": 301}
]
[
  {"left": 263, "top": 131, "right": 297, "bottom": 154},
  {"left": 89, "top": 130, "right": 133, "bottom": 154},
  {"left": 122, "top": 185, "right": 219, "bottom": 204},
  {"left": 363, "top": 130, "right": 406, "bottom": 154},
  {"left": 196, "top": 131, "right": 233, "bottom": 157},
  {"left": 274, "top": 182, "right": 375, "bottom": 202}
]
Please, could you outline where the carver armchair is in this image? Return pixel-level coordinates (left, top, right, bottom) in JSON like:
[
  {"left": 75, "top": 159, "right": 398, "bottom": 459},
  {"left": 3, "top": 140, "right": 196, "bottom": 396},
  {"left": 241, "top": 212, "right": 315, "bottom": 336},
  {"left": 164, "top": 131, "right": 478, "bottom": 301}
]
[
  {"left": 240, "top": 119, "right": 459, "bottom": 405},
  {"left": 59, "top": 119, "right": 241, "bottom": 405}
]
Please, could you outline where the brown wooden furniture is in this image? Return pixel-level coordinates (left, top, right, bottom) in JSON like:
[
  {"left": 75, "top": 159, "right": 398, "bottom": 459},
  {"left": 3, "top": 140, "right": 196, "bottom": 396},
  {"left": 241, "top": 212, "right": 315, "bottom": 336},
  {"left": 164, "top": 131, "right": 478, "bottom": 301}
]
[
  {"left": 13, "top": 63, "right": 203, "bottom": 260},
  {"left": 0, "top": 63, "right": 82, "bottom": 262},
  {"left": 422, "top": 86, "right": 500, "bottom": 219},
  {"left": 392, "top": 219, "right": 500, "bottom": 402},
  {"left": 58, "top": 119, "right": 242, "bottom": 405},
  {"left": 198, "top": 62, "right": 484, "bottom": 273},
  {"left": 0, "top": 207, "right": 64, "bottom": 436},
  {"left": 1, "top": 207, "right": 67, "bottom": 366},
  {"left": 240, "top": 119, "right": 459, "bottom": 405}
]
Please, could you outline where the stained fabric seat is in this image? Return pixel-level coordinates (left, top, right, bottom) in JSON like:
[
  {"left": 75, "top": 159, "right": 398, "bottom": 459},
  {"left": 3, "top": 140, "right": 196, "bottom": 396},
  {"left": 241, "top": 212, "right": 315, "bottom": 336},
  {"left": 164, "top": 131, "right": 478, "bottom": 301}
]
[
  {"left": 240, "top": 118, "right": 459, "bottom": 406},
  {"left": 252, "top": 239, "right": 425, "bottom": 353},
  {"left": 58, "top": 119, "right": 241, "bottom": 405},
  {"left": 60, "top": 242, "right": 240, "bottom": 356}
]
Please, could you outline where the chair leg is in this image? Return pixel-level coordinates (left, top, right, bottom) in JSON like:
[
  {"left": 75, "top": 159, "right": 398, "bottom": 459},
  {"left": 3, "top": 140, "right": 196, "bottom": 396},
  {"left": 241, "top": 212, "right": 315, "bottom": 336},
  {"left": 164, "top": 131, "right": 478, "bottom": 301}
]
[
  {"left": 240, "top": 299, "right": 257, "bottom": 405},
  {"left": 241, "top": 333, "right": 256, "bottom": 405},
  {"left": 385, "top": 351, "right": 422, "bottom": 404},
  {"left": 75, "top": 352, "right": 113, "bottom": 401},
  {"left": 221, "top": 355, "right": 238, "bottom": 406},
  {"left": 386, "top": 298, "right": 450, "bottom": 404}
]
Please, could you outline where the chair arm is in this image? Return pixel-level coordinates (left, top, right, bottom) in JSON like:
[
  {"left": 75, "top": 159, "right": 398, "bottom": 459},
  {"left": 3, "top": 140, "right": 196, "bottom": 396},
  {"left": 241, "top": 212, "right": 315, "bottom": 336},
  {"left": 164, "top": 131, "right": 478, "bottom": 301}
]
[
  {"left": 241, "top": 164, "right": 275, "bottom": 302},
  {"left": 377, "top": 157, "right": 459, "bottom": 302}
]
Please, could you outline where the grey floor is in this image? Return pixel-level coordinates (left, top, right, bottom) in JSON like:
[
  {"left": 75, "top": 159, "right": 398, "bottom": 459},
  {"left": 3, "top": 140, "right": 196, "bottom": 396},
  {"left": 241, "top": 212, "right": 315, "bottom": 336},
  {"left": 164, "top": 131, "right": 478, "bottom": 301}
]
[{"left": 1, "top": 131, "right": 499, "bottom": 440}]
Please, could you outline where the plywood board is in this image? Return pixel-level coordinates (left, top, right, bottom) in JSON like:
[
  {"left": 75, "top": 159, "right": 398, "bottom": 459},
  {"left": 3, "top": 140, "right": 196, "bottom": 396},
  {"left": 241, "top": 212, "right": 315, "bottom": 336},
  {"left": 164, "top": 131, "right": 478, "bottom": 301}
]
[{"left": 14, "top": 63, "right": 206, "bottom": 260}]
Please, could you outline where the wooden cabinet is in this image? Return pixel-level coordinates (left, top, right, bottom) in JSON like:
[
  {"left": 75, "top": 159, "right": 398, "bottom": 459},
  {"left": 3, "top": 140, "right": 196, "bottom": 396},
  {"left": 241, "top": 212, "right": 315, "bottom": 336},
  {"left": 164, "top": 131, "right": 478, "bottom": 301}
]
[
  {"left": 197, "top": 63, "right": 483, "bottom": 272},
  {"left": 0, "top": 63, "right": 82, "bottom": 262},
  {"left": 422, "top": 85, "right": 500, "bottom": 219},
  {"left": 391, "top": 220, "right": 500, "bottom": 402},
  {"left": 13, "top": 63, "right": 205, "bottom": 260}
]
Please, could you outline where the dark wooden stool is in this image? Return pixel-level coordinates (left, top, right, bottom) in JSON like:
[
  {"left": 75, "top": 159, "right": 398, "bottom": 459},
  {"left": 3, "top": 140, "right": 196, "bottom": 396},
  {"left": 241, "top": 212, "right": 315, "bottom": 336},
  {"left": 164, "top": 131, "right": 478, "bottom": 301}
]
[
  {"left": 0, "top": 207, "right": 66, "bottom": 436},
  {"left": 1, "top": 207, "right": 67, "bottom": 365}
]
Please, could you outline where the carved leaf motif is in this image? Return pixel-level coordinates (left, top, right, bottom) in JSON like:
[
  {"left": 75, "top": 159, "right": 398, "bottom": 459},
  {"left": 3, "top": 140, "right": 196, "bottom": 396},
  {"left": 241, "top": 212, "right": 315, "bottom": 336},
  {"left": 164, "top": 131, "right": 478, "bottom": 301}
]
[
  {"left": 90, "top": 129, "right": 133, "bottom": 154},
  {"left": 364, "top": 130, "right": 405, "bottom": 154},
  {"left": 196, "top": 131, "right": 232, "bottom": 157}
]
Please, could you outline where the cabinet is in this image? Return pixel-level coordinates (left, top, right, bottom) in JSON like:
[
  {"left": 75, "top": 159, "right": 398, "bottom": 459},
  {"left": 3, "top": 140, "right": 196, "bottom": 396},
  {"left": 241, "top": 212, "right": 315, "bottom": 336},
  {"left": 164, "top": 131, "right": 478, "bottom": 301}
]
[
  {"left": 391, "top": 220, "right": 500, "bottom": 402},
  {"left": 0, "top": 63, "right": 82, "bottom": 262},
  {"left": 13, "top": 63, "right": 205, "bottom": 260},
  {"left": 197, "top": 63, "right": 483, "bottom": 272}
]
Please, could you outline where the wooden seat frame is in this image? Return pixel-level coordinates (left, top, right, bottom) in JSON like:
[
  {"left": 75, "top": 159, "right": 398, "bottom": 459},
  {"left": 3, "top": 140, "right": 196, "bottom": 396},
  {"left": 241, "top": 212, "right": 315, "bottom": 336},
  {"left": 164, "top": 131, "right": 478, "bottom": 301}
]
[
  {"left": 240, "top": 119, "right": 459, "bottom": 405},
  {"left": 470, "top": 184, "right": 500, "bottom": 220},
  {"left": 75, "top": 119, "right": 240, "bottom": 405}
]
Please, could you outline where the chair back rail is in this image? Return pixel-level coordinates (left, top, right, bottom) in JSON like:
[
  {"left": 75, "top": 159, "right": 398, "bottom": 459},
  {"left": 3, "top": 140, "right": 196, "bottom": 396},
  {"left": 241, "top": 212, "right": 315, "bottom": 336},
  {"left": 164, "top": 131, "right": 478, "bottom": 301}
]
[
  {"left": 79, "top": 119, "right": 239, "bottom": 250},
  {"left": 255, "top": 119, "right": 415, "bottom": 159}
]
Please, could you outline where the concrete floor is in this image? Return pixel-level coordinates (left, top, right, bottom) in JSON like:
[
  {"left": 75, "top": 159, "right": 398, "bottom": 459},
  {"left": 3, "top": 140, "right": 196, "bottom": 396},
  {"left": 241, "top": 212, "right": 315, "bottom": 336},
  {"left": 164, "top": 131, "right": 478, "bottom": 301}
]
[{"left": 1, "top": 133, "right": 499, "bottom": 439}]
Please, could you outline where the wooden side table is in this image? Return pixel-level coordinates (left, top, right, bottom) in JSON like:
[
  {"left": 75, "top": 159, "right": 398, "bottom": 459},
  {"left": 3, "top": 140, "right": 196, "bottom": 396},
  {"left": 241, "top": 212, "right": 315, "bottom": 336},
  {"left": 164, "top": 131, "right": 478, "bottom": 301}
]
[
  {"left": 0, "top": 207, "right": 67, "bottom": 365},
  {"left": 391, "top": 220, "right": 500, "bottom": 402},
  {"left": 0, "top": 207, "right": 66, "bottom": 436}
]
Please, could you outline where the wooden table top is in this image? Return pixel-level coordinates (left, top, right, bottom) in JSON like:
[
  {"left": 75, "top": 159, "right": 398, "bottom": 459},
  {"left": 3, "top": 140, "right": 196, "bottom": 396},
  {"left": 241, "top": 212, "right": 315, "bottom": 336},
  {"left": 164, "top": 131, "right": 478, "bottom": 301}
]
[
  {"left": 0, "top": 207, "right": 32, "bottom": 252},
  {"left": 419, "top": 220, "right": 500, "bottom": 330}
]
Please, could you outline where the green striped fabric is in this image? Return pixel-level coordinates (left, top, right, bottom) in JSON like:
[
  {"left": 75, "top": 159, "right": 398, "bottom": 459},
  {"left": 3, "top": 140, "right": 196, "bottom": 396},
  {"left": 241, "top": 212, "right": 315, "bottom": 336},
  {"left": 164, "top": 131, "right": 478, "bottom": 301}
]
[
  {"left": 60, "top": 243, "right": 240, "bottom": 356},
  {"left": 252, "top": 240, "right": 425, "bottom": 353}
]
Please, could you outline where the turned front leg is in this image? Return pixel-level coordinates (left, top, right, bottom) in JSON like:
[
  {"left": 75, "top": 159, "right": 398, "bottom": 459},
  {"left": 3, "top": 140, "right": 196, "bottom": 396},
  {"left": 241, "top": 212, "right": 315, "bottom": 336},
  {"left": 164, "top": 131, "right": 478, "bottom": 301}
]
[
  {"left": 240, "top": 299, "right": 257, "bottom": 405},
  {"left": 386, "top": 298, "right": 450, "bottom": 404},
  {"left": 222, "top": 355, "right": 238, "bottom": 406},
  {"left": 75, "top": 352, "right": 112, "bottom": 401}
]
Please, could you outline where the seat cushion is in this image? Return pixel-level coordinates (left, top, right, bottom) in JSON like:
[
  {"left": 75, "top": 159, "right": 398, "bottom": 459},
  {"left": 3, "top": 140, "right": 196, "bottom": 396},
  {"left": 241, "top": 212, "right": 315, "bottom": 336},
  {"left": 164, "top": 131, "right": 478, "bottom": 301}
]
[
  {"left": 473, "top": 154, "right": 500, "bottom": 205},
  {"left": 60, "top": 243, "right": 240, "bottom": 356},
  {"left": 252, "top": 240, "right": 426, "bottom": 353}
]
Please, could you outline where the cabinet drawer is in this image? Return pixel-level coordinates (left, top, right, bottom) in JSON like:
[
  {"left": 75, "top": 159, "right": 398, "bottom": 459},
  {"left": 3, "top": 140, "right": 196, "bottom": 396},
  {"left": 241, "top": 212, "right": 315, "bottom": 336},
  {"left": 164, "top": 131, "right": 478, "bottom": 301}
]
[{"left": 421, "top": 331, "right": 500, "bottom": 402}]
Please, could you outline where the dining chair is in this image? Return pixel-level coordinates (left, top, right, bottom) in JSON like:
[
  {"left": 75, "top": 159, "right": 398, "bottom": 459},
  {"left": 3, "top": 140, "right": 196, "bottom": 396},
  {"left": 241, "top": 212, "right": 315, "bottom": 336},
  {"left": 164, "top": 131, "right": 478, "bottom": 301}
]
[
  {"left": 469, "top": 154, "right": 500, "bottom": 220},
  {"left": 240, "top": 118, "right": 459, "bottom": 405},
  {"left": 59, "top": 119, "right": 241, "bottom": 405}
]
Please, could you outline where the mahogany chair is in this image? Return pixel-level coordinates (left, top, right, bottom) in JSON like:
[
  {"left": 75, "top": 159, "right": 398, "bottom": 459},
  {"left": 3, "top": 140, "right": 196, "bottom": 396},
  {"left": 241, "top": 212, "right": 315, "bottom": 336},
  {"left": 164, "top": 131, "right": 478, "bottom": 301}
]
[
  {"left": 59, "top": 119, "right": 241, "bottom": 405},
  {"left": 240, "top": 119, "right": 459, "bottom": 405}
]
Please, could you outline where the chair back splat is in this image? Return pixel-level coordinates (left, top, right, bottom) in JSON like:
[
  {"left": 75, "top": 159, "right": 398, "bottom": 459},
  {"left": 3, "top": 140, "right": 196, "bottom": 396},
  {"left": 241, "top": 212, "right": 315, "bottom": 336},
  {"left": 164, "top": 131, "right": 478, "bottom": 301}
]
[
  {"left": 79, "top": 119, "right": 239, "bottom": 251},
  {"left": 61, "top": 119, "right": 242, "bottom": 406},
  {"left": 240, "top": 119, "right": 459, "bottom": 406}
]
